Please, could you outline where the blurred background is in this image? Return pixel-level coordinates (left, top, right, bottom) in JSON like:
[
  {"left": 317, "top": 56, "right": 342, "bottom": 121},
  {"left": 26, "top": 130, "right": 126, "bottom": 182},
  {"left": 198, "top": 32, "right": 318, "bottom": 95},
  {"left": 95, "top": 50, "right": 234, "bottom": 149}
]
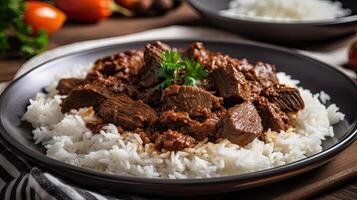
[{"left": 1, "top": 0, "right": 356, "bottom": 82}]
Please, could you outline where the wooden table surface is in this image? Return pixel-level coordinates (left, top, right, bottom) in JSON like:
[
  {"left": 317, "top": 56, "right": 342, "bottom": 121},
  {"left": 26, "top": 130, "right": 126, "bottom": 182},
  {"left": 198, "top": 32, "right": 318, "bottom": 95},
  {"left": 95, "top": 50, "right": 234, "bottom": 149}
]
[{"left": 0, "top": 3, "right": 356, "bottom": 200}]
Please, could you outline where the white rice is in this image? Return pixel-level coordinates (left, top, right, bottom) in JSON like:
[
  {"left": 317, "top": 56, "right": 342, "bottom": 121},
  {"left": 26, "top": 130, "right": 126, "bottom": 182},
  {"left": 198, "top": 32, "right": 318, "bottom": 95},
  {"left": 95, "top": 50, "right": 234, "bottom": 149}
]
[
  {"left": 220, "top": 0, "right": 350, "bottom": 22},
  {"left": 319, "top": 91, "right": 331, "bottom": 104},
  {"left": 22, "top": 71, "right": 345, "bottom": 179}
]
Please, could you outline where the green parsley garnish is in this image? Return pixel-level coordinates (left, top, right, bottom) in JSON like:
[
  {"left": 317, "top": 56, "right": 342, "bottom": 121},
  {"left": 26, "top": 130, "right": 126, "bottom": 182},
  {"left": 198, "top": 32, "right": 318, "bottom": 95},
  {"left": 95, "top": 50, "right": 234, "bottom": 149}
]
[
  {"left": 0, "top": 0, "right": 48, "bottom": 58},
  {"left": 155, "top": 50, "right": 208, "bottom": 90},
  {"left": 182, "top": 58, "right": 208, "bottom": 86}
]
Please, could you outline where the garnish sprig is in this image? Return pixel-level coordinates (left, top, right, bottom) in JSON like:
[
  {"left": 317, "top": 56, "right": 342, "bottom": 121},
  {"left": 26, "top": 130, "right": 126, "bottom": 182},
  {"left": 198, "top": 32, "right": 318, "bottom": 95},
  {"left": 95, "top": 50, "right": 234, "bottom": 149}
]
[{"left": 155, "top": 50, "right": 208, "bottom": 90}]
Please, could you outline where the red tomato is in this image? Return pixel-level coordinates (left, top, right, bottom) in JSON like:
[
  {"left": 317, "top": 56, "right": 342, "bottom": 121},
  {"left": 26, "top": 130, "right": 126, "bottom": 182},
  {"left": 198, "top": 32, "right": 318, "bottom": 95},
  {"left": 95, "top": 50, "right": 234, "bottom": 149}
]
[
  {"left": 348, "top": 41, "right": 357, "bottom": 70},
  {"left": 25, "top": 1, "right": 66, "bottom": 34},
  {"left": 56, "top": 0, "right": 112, "bottom": 22}
]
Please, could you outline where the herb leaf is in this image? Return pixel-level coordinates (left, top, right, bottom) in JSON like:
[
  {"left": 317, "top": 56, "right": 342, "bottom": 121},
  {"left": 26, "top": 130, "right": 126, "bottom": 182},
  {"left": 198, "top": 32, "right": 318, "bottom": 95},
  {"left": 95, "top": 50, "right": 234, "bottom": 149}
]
[
  {"left": 158, "top": 51, "right": 182, "bottom": 78},
  {"left": 182, "top": 59, "right": 208, "bottom": 86},
  {"left": 155, "top": 50, "right": 208, "bottom": 90},
  {"left": 155, "top": 51, "right": 181, "bottom": 90},
  {"left": 161, "top": 50, "right": 181, "bottom": 65}
]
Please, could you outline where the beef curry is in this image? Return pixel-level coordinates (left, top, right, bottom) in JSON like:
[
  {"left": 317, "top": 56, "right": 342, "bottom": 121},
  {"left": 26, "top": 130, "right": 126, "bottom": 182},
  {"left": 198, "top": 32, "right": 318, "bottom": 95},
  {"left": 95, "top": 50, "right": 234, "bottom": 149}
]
[{"left": 57, "top": 41, "right": 304, "bottom": 151}]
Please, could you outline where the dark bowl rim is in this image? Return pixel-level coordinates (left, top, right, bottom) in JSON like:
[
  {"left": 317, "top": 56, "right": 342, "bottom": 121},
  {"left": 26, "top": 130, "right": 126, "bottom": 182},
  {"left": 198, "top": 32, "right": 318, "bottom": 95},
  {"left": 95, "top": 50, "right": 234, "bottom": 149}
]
[
  {"left": 0, "top": 39, "right": 356, "bottom": 185},
  {"left": 188, "top": 0, "right": 357, "bottom": 26}
]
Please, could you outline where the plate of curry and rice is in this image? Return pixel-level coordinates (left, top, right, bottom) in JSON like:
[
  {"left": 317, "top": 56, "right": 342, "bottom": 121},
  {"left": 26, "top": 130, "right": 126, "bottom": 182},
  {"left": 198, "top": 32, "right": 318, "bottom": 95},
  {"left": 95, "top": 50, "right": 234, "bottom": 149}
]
[{"left": 0, "top": 39, "right": 356, "bottom": 195}]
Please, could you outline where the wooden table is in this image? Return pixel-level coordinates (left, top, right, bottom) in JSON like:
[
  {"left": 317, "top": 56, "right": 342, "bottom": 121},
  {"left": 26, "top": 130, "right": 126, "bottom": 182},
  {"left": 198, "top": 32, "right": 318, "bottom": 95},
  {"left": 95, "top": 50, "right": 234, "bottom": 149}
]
[{"left": 0, "top": 3, "right": 356, "bottom": 199}]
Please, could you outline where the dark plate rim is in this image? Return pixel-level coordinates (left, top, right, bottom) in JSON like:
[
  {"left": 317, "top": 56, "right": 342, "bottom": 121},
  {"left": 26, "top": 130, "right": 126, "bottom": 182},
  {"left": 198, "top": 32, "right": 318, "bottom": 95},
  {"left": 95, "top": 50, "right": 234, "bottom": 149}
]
[
  {"left": 0, "top": 39, "right": 356, "bottom": 185},
  {"left": 188, "top": 0, "right": 357, "bottom": 26}
]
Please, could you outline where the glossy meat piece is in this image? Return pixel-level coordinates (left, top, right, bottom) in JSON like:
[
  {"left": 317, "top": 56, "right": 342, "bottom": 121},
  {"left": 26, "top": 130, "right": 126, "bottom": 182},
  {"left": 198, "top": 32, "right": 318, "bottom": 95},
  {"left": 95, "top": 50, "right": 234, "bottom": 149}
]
[
  {"left": 255, "top": 97, "right": 289, "bottom": 131},
  {"left": 161, "top": 85, "right": 223, "bottom": 116},
  {"left": 61, "top": 82, "right": 111, "bottom": 113},
  {"left": 86, "top": 121, "right": 107, "bottom": 134},
  {"left": 235, "top": 59, "right": 254, "bottom": 74},
  {"left": 159, "top": 110, "right": 219, "bottom": 141},
  {"left": 56, "top": 78, "right": 86, "bottom": 95},
  {"left": 205, "top": 52, "right": 241, "bottom": 71},
  {"left": 185, "top": 42, "right": 253, "bottom": 73},
  {"left": 248, "top": 80, "right": 264, "bottom": 100},
  {"left": 136, "top": 88, "right": 162, "bottom": 109},
  {"left": 160, "top": 111, "right": 199, "bottom": 132},
  {"left": 138, "top": 41, "right": 170, "bottom": 88},
  {"left": 245, "top": 62, "right": 278, "bottom": 89},
  {"left": 98, "top": 95, "right": 158, "bottom": 130},
  {"left": 86, "top": 50, "right": 144, "bottom": 82},
  {"left": 185, "top": 114, "right": 221, "bottom": 141},
  {"left": 155, "top": 129, "right": 196, "bottom": 151},
  {"left": 262, "top": 84, "right": 304, "bottom": 112},
  {"left": 211, "top": 65, "right": 251, "bottom": 102},
  {"left": 218, "top": 102, "right": 263, "bottom": 147},
  {"left": 184, "top": 42, "right": 210, "bottom": 65},
  {"left": 186, "top": 42, "right": 276, "bottom": 97}
]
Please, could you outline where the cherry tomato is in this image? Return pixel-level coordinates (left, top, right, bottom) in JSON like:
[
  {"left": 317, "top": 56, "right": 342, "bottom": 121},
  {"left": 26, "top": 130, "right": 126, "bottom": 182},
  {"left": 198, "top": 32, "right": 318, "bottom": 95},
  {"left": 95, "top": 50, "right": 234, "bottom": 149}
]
[
  {"left": 25, "top": 1, "right": 66, "bottom": 34},
  {"left": 348, "top": 41, "right": 357, "bottom": 70},
  {"left": 56, "top": 0, "right": 112, "bottom": 22}
]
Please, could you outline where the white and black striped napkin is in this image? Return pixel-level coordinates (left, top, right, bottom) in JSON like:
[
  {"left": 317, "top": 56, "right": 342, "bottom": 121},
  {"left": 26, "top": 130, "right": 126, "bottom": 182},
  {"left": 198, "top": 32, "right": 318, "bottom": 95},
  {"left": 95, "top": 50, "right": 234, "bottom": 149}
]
[{"left": 0, "top": 26, "right": 355, "bottom": 200}]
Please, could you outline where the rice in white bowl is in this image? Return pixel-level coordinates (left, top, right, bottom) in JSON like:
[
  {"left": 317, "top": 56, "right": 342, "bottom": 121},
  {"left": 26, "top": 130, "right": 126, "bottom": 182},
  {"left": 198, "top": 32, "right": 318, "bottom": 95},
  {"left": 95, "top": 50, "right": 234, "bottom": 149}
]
[
  {"left": 22, "top": 70, "right": 345, "bottom": 179},
  {"left": 220, "top": 0, "right": 351, "bottom": 22}
]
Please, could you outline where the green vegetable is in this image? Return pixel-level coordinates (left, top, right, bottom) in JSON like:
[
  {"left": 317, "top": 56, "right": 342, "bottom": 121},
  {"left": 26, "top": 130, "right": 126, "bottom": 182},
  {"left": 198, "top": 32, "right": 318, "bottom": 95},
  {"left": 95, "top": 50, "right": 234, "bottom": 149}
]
[
  {"left": 155, "top": 50, "right": 208, "bottom": 90},
  {"left": 0, "top": 0, "right": 48, "bottom": 58},
  {"left": 182, "top": 58, "right": 208, "bottom": 86}
]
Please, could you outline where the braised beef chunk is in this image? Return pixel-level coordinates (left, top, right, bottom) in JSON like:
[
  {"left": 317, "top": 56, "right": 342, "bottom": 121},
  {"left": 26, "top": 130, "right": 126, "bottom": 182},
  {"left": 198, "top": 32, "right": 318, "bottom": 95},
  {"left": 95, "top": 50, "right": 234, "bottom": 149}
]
[
  {"left": 155, "top": 129, "right": 196, "bottom": 151},
  {"left": 235, "top": 59, "right": 254, "bottom": 74},
  {"left": 245, "top": 62, "right": 278, "bottom": 88},
  {"left": 98, "top": 95, "right": 157, "bottom": 130},
  {"left": 185, "top": 114, "right": 220, "bottom": 141},
  {"left": 159, "top": 111, "right": 199, "bottom": 132},
  {"left": 136, "top": 88, "right": 162, "bottom": 108},
  {"left": 211, "top": 65, "right": 251, "bottom": 102},
  {"left": 205, "top": 53, "right": 242, "bottom": 72},
  {"left": 138, "top": 41, "right": 170, "bottom": 88},
  {"left": 262, "top": 84, "right": 304, "bottom": 112},
  {"left": 185, "top": 42, "right": 210, "bottom": 65},
  {"left": 255, "top": 97, "right": 289, "bottom": 131},
  {"left": 61, "top": 82, "right": 111, "bottom": 113},
  {"left": 143, "top": 41, "right": 170, "bottom": 71},
  {"left": 56, "top": 78, "right": 86, "bottom": 95},
  {"left": 248, "top": 80, "right": 264, "bottom": 100},
  {"left": 159, "top": 110, "right": 219, "bottom": 141},
  {"left": 162, "top": 85, "right": 222, "bottom": 116},
  {"left": 185, "top": 42, "right": 253, "bottom": 73},
  {"left": 86, "top": 121, "right": 107, "bottom": 134},
  {"left": 85, "top": 74, "right": 136, "bottom": 96},
  {"left": 218, "top": 102, "right": 263, "bottom": 147},
  {"left": 87, "top": 50, "right": 144, "bottom": 82}
]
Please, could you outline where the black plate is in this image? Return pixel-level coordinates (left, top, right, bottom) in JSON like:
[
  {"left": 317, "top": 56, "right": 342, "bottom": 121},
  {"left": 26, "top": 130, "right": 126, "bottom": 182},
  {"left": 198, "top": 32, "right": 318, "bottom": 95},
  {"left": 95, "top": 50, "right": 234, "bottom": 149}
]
[
  {"left": 0, "top": 40, "right": 356, "bottom": 196},
  {"left": 188, "top": 0, "right": 357, "bottom": 43}
]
